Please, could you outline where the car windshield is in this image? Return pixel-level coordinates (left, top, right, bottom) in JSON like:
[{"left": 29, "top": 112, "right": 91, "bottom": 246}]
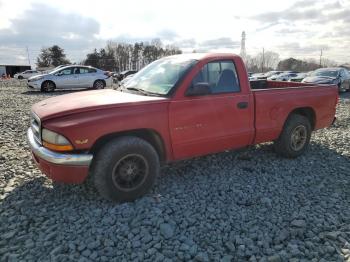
[
  {"left": 124, "top": 57, "right": 196, "bottom": 95},
  {"left": 311, "top": 70, "right": 339, "bottom": 77}
]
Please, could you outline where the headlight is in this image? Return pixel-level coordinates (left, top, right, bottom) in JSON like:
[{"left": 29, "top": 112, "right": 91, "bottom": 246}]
[{"left": 42, "top": 128, "right": 73, "bottom": 151}]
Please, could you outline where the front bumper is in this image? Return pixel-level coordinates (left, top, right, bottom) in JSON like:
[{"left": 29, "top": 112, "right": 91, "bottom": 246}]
[
  {"left": 27, "top": 81, "right": 41, "bottom": 89},
  {"left": 27, "top": 128, "right": 93, "bottom": 183}
]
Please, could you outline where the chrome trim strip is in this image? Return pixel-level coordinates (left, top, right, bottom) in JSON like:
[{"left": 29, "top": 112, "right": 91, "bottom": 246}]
[{"left": 27, "top": 128, "right": 93, "bottom": 166}]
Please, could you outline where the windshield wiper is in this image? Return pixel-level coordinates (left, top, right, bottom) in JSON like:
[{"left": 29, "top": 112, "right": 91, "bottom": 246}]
[{"left": 125, "top": 87, "right": 163, "bottom": 97}]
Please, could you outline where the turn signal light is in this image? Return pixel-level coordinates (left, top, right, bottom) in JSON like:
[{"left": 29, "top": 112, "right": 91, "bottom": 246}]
[{"left": 43, "top": 141, "right": 74, "bottom": 152}]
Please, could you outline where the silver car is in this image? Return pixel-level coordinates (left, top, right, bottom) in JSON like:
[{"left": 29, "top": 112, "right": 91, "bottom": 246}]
[
  {"left": 14, "top": 70, "right": 40, "bottom": 79},
  {"left": 27, "top": 65, "right": 113, "bottom": 92}
]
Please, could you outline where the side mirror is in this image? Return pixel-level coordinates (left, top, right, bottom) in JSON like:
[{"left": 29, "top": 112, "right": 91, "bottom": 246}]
[{"left": 186, "top": 82, "right": 211, "bottom": 96}]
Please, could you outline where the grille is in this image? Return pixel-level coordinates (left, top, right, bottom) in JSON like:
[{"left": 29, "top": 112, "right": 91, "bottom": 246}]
[{"left": 31, "top": 112, "right": 41, "bottom": 144}]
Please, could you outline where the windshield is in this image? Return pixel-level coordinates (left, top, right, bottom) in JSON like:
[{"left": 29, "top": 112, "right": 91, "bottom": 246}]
[
  {"left": 311, "top": 70, "right": 339, "bottom": 77},
  {"left": 124, "top": 56, "right": 196, "bottom": 95}
]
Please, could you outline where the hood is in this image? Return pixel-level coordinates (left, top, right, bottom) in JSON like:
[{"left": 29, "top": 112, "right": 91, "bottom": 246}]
[
  {"left": 32, "top": 89, "right": 167, "bottom": 120},
  {"left": 303, "top": 76, "right": 337, "bottom": 84},
  {"left": 28, "top": 73, "right": 49, "bottom": 80}
]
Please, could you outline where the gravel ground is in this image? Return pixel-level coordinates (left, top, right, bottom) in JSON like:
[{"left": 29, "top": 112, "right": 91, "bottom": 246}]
[{"left": 0, "top": 85, "right": 350, "bottom": 262}]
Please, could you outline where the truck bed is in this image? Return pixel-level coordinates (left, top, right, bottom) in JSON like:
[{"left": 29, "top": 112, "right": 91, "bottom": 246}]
[
  {"left": 249, "top": 80, "right": 338, "bottom": 144},
  {"left": 250, "top": 79, "right": 315, "bottom": 90}
]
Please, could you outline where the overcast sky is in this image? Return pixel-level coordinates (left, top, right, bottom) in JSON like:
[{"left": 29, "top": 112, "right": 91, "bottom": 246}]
[{"left": 0, "top": 0, "right": 349, "bottom": 66}]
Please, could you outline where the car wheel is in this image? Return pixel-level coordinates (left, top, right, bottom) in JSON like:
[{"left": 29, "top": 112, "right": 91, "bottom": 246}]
[
  {"left": 18, "top": 76, "right": 23, "bottom": 80},
  {"left": 92, "top": 136, "right": 160, "bottom": 202},
  {"left": 274, "top": 114, "right": 311, "bottom": 158},
  {"left": 41, "top": 81, "right": 56, "bottom": 92},
  {"left": 93, "top": 80, "right": 105, "bottom": 89}
]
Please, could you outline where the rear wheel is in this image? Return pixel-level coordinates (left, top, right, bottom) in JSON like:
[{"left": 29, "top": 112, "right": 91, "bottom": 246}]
[
  {"left": 274, "top": 114, "right": 311, "bottom": 158},
  {"left": 41, "top": 81, "right": 55, "bottom": 92},
  {"left": 18, "top": 76, "right": 23, "bottom": 80},
  {"left": 93, "top": 80, "right": 105, "bottom": 89},
  {"left": 92, "top": 136, "right": 160, "bottom": 202}
]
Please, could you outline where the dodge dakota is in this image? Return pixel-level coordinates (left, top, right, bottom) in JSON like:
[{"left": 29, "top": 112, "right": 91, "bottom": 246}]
[{"left": 27, "top": 53, "right": 338, "bottom": 202}]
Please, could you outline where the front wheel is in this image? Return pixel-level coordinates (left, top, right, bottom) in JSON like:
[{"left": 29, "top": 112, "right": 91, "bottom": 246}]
[
  {"left": 91, "top": 136, "right": 160, "bottom": 202},
  {"left": 93, "top": 80, "right": 105, "bottom": 89},
  {"left": 41, "top": 81, "right": 56, "bottom": 92},
  {"left": 274, "top": 114, "right": 311, "bottom": 158}
]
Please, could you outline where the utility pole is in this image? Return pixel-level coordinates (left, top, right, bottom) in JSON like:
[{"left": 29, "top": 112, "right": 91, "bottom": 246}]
[
  {"left": 319, "top": 49, "right": 323, "bottom": 68},
  {"left": 26, "top": 46, "right": 31, "bottom": 67},
  {"left": 261, "top": 48, "right": 265, "bottom": 72},
  {"left": 240, "top": 31, "right": 247, "bottom": 61}
]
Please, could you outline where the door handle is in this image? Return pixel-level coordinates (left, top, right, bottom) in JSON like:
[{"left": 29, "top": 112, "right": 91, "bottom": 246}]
[{"left": 237, "top": 102, "right": 248, "bottom": 109}]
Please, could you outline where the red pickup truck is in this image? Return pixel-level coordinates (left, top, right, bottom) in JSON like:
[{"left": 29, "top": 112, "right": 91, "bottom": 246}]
[{"left": 27, "top": 53, "right": 338, "bottom": 202}]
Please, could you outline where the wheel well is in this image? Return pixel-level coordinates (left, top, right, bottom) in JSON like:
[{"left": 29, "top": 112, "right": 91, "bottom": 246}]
[
  {"left": 41, "top": 80, "right": 56, "bottom": 89},
  {"left": 94, "top": 79, "right": 106, "bottom": 86},
  {"left": 287, "top": 107, "right": 316, "bottom": 130},
  {"left": 90, "top": 129, "right": 166, "bottom": 162}
]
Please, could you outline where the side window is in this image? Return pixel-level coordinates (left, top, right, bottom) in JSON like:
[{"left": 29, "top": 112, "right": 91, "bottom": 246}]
[
  {"left": 80, "top": 68, "right": 89, "bottom": 74},
  {"left": 59, "top": 68, "right": 73, "bottom": 75},
  {"left": 191, "top": 60, "right": 240, "bottom": 94},
  {"left": 73, "top": 67, "right": 80, "bottom": 74},
  {"left": 88, "top": 68, "right": 97, "bottom": 73}
]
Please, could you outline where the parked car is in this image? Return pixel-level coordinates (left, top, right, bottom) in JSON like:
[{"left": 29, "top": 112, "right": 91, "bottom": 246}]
[
  {"left": 268, "top": 72, "right": 299, "bottom": 81},
  {"left": 289, "top": 72, "right": 309, "bottom": 82},
  {"left": 263, "top": 71, "right": 284, "bottom": 79},
  {"left": 116, "top": 70, "right": 138, "bottom": 81},
  {"left": 27, "top": 65, "right": 113, "bottom": 92},
  {"left": 302, "top": 68, "right": 350, "bottom": 92},
  {"left": 249, "top": 73, "right": 265, "bottom": 80},
  {"left": 27, "top": 53, "right": 338, "bottom": 202},
  {"left": 14, "top": 70, "right": 40, "bottom": 79}
]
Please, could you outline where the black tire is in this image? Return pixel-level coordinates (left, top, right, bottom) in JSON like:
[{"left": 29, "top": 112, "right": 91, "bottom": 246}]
[
  {"left": 274, "top": 114, "right": 311, "bottom": 158},
  {"left": 18, "top": 76, "right": 23, "bottom": 80},
  {"left": 91, "top": 136, "right": 160, "bottom": 202},
  {"left": 93, "top": 80, "right": 105, "bottom": 89},
  {"left": 41, "top": 81, "right": 56, "bottom": 92}
]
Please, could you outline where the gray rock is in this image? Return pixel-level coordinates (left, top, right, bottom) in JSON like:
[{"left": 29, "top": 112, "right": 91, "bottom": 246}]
[
  {"left": 267, "top": 254, "right": 281, "bottom": 262},
  {"left": 221, "top": 255, "right": 233, "bottom": 262},
  {"left": 159, "top": 223, "right": 175, "bottom": 239},
  {"left": 291, "top": 220, "right": 306, "bottom": 228},
  {"left": 194, "top": 252, "right": 209, "bottom": 262}
]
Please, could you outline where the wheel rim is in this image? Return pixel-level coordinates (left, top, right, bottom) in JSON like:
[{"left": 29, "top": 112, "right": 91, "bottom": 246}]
[
  {"left": 290, "top": 125, "right": 307, "bottom": 151},
  {"left": 95, "top": 81, "right": 104, "bottom": 89},
  {"left": 45, "top": 82, "right": 54, "bottom": 91},
  {"left": 111, "top": 154, "right": 148, "bottom": 192}
]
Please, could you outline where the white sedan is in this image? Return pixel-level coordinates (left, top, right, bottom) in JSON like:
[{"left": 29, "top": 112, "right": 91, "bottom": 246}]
[
  {"left": 14, "top": 70, "right": 40, "bottom": 79},
  {"left": 268, "top": 72, "right": 299, "bottom": 81},
  {"left": 27, "top": 65, "right": 113, "bottom": 92}
]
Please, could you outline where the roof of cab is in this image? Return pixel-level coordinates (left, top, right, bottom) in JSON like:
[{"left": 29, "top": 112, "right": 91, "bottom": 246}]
[{"left": 166, "top": 53, "right": 239, "bottom": 61}]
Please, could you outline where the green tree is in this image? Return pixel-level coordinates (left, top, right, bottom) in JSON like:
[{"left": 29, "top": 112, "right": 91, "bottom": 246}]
[{"left": 36, "top": 45, "right": 70, "bottom": 67}]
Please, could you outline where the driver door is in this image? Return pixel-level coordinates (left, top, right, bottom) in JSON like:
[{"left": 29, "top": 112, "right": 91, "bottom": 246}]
[
  {"left": 169, "top": 60, "right": 254, "bottom": 160},
  {"left": 54, "top": 67, "right": 74, "bottom": 88}
]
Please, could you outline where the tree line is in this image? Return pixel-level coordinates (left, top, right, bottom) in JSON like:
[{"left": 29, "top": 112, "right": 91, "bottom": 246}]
[
  {"left": 36, "top": 39, "right": 181, "bottom": 72},
  {"left": 36, "top": 43, "right": 340, "bottom": 73},
  {"left": 243, "top": 51, "right": 338, "bottom": 73}
]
